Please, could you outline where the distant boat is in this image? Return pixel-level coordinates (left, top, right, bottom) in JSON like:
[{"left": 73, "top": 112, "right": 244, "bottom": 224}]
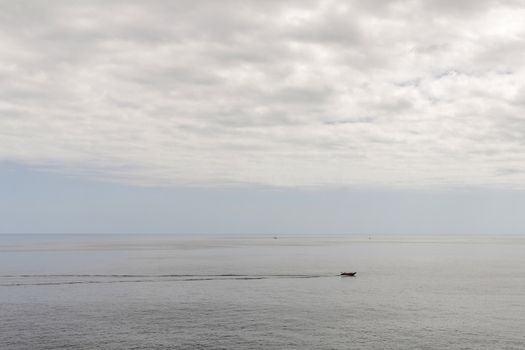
[{"left": 340, "top": 272, "right": 357, "bottom": 277}]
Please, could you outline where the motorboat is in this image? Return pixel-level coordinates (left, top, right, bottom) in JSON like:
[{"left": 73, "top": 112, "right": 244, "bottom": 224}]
[{"left": 340, "top": 272, "right": 357, "bottom": 277}]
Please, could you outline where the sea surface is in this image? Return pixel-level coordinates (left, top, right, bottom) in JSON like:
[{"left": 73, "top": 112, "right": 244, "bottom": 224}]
[{"left": 1, "top": 234, "right": 525, "bottom": 349}]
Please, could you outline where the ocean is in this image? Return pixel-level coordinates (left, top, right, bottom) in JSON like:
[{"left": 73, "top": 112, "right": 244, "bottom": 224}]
[{"left": 1, "top": 234, "right": 524, "bottom": 349}]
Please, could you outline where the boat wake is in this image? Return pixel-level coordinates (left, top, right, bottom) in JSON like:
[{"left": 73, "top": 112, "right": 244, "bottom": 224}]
[{"left": 0, "top": 274, "right": 331, "bottom": 287}]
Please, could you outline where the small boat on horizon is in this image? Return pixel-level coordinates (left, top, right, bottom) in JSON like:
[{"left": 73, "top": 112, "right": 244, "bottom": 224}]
[{"left": 340, "top": 272, "right": 357, "bottom": 277}]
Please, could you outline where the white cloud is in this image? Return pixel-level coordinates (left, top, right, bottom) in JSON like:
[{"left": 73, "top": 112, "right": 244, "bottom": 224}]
[{"left": 1, "top": 0, "right": 525, "bottom": 188}]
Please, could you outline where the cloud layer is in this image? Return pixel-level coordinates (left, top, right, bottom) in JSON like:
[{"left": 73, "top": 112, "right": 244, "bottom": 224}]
[{"left": 2, "top": 0, "right": 525, "bottom": 188}]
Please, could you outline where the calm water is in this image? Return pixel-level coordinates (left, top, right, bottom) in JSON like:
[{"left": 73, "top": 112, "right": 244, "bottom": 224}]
[{"left": 1, "top": 235, "right": 525, "bottom": 349}]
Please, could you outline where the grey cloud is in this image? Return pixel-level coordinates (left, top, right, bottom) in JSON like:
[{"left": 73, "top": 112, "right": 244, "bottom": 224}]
[
  {"left": 495, "top": 167, "right": 525, "bottom": 176},
  {"left": 325, "top": 117, "right": 377, "bottom": 125},
  {"left": 1, "top": 0, "right": 525, "bottom": 188}
]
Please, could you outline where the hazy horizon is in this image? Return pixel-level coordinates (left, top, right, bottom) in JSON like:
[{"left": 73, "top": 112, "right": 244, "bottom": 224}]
[{"left": 2, "top": 162, "right": 525, "bottom": 235}]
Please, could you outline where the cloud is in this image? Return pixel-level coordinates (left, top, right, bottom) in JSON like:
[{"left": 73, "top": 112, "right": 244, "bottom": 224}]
[{"left": 1, "top": 0, "right": 525, "bottom": 188}]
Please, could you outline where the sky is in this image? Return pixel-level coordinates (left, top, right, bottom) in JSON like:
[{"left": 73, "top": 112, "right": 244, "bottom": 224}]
[{"left": 1, "top": 0, "right": 525, "bottom": 234}]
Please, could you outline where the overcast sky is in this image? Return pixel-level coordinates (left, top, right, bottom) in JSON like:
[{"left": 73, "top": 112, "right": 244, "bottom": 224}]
[{"left": 2, "top": 1, "right": 525, "bottom": 234}]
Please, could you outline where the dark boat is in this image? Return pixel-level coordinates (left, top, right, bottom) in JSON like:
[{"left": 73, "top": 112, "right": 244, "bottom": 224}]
[{"left": 340, "top": 272, "right": 357, "bottom": 277}]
